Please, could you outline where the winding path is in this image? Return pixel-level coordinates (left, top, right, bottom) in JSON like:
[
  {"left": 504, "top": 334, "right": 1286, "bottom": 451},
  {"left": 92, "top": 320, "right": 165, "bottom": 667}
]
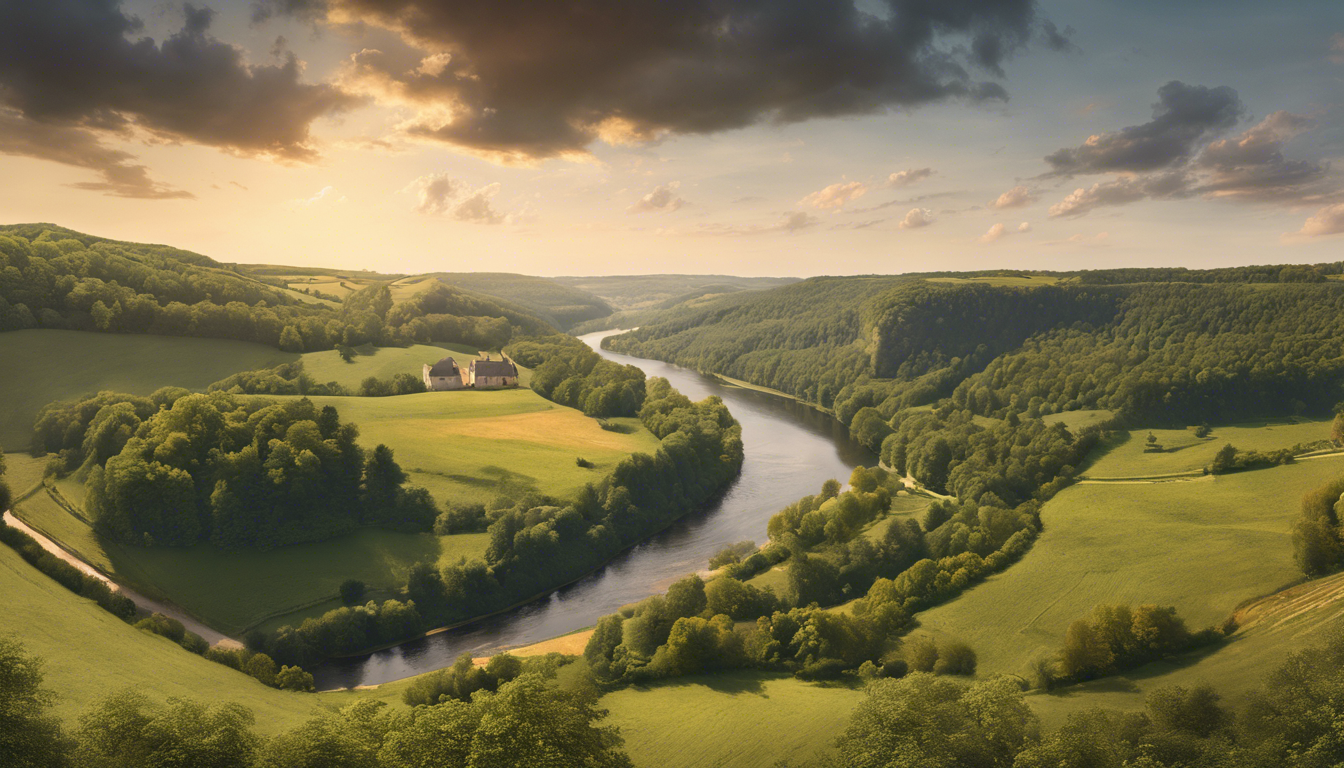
[{"left": 3, "top": 509, "right": 241, "bottom": 648}]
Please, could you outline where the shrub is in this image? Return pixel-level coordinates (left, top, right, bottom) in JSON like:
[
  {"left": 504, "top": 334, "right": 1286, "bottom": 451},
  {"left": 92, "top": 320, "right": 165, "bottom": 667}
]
[{"left": 339, "top": 579, "right": 366, "bottom": 606}]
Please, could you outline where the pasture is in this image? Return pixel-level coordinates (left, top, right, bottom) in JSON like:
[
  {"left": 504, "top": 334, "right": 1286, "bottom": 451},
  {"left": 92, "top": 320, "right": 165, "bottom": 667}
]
[
  {"left": 0, "top": 329, "right": 292, "bottom": 450},
  {"left": 1081, "top": 418, "right": 1333, "bottom": 478},
  {"left": 12, "top": 484, "right": 490, "bottom": 635},
  {"left": 295, "top": 341, "right": 514, "bottom": 389},
  {"left": 0, "top": 543, "right": 411, "bottom": 733},
  {"left": 291, "top": 390, "right": 661, "bottom": 507},
  {"left": 602, "top": 671, "right": 863, "bottom": 768},
  {"left": 913, "top": 456, "right": 1344, "bottom": 683}
]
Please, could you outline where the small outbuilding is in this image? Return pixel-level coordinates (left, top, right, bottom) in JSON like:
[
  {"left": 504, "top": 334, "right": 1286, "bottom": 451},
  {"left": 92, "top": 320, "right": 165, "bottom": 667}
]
[
  {"left": 469, "top": 354, "right": 519, "bottom": 388},
  {"left": 422, "top": 356, "right": 464, "bottom": 390}
]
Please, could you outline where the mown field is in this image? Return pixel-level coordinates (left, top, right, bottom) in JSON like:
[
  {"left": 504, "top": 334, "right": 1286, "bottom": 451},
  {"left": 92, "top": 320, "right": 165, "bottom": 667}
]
[
  {"left": 914, "top": 453, "right": 1344, "bottom": 681},
  {"left": 602, "top": 672, "right": 863, "bottom": 768},
  {"left": 0, "top": 542, "right": 409, "bottom": 733},
  {"left": 1080, "top": 418, "right": 1333, "bottom": 478},
  {"left": 0, "top": 329, "right": 293, "bottom": 450},
  {"left": 292, "top": 390, "right": 661, "bottom": 507}
]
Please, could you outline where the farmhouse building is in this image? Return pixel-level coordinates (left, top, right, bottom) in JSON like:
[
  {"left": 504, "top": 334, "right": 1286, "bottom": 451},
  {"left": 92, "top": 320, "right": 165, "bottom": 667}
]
[
  {"left": 469, "top": 354, "right": 519, "bottom": 388},
  {"left": 422, "top": 356, "right": 464, "bottom": 390}
]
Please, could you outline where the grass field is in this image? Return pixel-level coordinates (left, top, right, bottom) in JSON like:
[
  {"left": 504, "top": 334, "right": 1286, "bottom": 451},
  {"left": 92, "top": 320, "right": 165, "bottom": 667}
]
[
  {"left": 296, "top": 342, "right": 523, "bottom": 389},
  {"left": 0, "top": 329, "right": 293, "bottom": 451},
  {"left": 0, "top": 543, "right": 413, "bottom": 733},
  {"left": 1047, "top": 409, "right": 1115, "bottom": 433},
  {"left": 1081, "top": 418, "right": 1333, "bottom": 478},
  {"left": 292, "top": 390, "right": 661, "bottom": 507},
  {"left": 12, "top": 483, "right": 490, "bottom": 634},
  {"left": 913, "top": 456, "right": 1344, "bottom": 683},
  {"left": 602, "top": 672, "right": 863, "bottom": 768}
]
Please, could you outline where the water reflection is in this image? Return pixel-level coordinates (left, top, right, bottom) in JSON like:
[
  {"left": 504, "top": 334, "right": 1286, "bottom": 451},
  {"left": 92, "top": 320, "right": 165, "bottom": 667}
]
[{"left": 312, "top": 330, "right": 872, "bottom": 689}]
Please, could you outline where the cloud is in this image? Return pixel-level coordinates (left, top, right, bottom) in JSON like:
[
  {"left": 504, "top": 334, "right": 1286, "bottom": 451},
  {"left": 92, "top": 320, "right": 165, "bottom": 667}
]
[
  {"left": 655, "top": 211, "right": 818, "bottom": 237},
  {"left": 898, "top": 208, "right": 934, "bottom": 229},
  {"left": 1049, "top": 178, "right": 1149, "bottom": 217},
  {"left": 304, "top": 0, "right": 1066, "bottom": 160},
  {"left": 978, "top": 220, "right": 1031, "bottom": 243},
  {"left": 0, "top": 0, "right": 357, "bottom": 178},
  {"left": 888, "top": 168, "right": 934, "bottom": 187},
  {"left": 628, "top": 182, "right": 686, "bottom": 214},
  {"left": 1296, "top": 203, "right": 1344, "bottom": 237},
  {"left": 294, "top": 185, "right": 347, "bottom": 206},
  {"left": 0, "top": 109, "right": 191, "bottom": 199},
  {"left": 1044, "top": 81, "right": 1243, "bottom": 175},
  {"left": 1331, "top": 33, "right": 1344, "bottom": 65},
  {"left": 990, "top": 185, "right": 1035, "bottom": 209},
  {"left": 1039, "top": 85, "right": 1338, "bottom": 218},
  {"left": 406, "top": 173, "right": 506, "bottom": 224},
  {"left": 800, "top": 181, "right": 868, "bottom": 209},
  {"left": 978, "top": 223, "right": 1007, "bottom": 243}
]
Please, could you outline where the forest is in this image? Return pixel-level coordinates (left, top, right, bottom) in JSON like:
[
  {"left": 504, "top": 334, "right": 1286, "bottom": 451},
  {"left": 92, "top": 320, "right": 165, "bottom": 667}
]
[{"left": 0, "top": 227, "right": 554, "bottom": 353}]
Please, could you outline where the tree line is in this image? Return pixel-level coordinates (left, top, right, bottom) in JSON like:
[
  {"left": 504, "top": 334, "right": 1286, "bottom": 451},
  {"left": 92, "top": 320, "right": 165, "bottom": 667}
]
[
  {"left": 831, "top": 622, "right": 1344, "bottom": 767},
  {"left": 0, "top": 637, "right": 632, "bottom": 768},
  {"left": 506, "top": 334, "right": 646, "bottom": 419}
]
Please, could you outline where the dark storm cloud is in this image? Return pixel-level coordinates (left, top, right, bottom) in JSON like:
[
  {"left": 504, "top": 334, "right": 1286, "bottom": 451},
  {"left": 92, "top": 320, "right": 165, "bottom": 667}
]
[
  {"left": 1045, "top": 81, "right": 1244, "bottom": 175},
  {"left": 0, "top": 0, "right": 358, "bottom": 162},
  {"left": 273, "top": 0, "right": 1064, "bottom": 160},
  {"left": 0, "top": 110, "right": 192, "bottom": 198},
  {"left": 1042, "top": 85, "right": 1339, "bottom": 217}
]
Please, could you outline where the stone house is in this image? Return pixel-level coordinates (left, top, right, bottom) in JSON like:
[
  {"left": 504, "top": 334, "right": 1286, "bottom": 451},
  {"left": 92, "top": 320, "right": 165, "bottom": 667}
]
[
  {"left": 468, "top": 354, "right": 519, "bottom": 388},
  {"left": 422, "top": 356, "right": 464, "bottom": 390}
]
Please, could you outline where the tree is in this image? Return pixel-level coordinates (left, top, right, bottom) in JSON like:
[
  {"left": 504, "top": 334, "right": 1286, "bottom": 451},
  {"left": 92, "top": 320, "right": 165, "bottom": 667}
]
[
  {"left": 836, "top": 674, "right": 1036, "bottom": 768},
  {"left": 275, "top": 666, "right": 316, "bottom": 693},
  {"left": 77, "top": 691, "right": 259, "bottom": 768},
  {"left": 279, "top": 325, "right": 304, "bottom": 353},
  {"left": 361, "top": 444, "right": 405, "bottom": 518},
  {"left": 339, "top": 579, "right": 367, "bottom": 606},
  {"left": 0, "top": 638, "right": 74, "bottom": 768},
  {"left": 465, "top": 673, "right": 633, "bottom": 768}
]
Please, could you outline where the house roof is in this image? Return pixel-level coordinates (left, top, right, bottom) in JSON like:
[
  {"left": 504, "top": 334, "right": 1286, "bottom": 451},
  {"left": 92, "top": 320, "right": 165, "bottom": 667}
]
[
  {"left": 427, "top": 357, "right": 460, "bottom": 377},
  {"left": 471, "top": 359, "right": 517, "bottom": 377}
]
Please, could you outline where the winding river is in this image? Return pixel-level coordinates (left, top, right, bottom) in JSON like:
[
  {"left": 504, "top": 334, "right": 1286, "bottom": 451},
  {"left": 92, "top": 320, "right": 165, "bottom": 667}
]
[{"left": 311, "top": 330, "right": 873, "bottom": 689}]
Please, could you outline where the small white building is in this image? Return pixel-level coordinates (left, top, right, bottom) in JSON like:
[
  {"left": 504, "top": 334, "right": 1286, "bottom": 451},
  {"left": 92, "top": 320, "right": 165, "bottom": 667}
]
[
  {"left": 422, "top": 356, "right": 464, "bottom": 390},
  {"left": 469, "top": 354, "right": 519, "bottom": 388}
]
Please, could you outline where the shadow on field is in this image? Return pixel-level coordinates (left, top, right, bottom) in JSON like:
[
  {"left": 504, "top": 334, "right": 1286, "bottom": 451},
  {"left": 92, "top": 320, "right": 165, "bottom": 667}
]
[
  {"left": 637, "top": 671, "right": 771, "bottom": 696},
  {"left": 1040, "top": 638, "right": 1233, "bottom": 701}
]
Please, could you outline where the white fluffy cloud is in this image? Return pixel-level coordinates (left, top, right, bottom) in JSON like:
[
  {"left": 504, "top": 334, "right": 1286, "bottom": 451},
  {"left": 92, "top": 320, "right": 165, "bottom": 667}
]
[
  {"left": 898, "top": 208, "right": 933, "bottom": 229},
  {"left": 800, "top": 181, "right": 868, "bottom": 209},
  {"left": 1297, "top": 203, "right": 1344, "bottom": 237},
  {"left": 888, "top": 168, "right": 934, "bottom": 187},
  {"left": 628, "top": 182, "right": 686, "bottom": 214},
  {"left": 990, "top": 185, "right": 1035, "bottom": 209},
  {"left": 406, "top": 173, "right": 506, "bottom": 224},
  {"left": 1049, "top": 178, "right": 1149, "bottom": 217},
  {"left": 978, "top": 222, "right": 1007, "bottom": 243},
  {"left": 1017, "top": 221, "right": 1032, "bottom": 232}
]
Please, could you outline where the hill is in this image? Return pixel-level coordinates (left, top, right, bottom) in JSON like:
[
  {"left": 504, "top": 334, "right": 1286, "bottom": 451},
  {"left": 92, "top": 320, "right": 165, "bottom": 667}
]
[
  {"left": 554, "top": 274, "right": 800, "bottom": 310},
  {"left": 0, "top": 329, "right": 293, "bottom": 451},
  {"left": 425, "top": 272, "right": 614, "bottom": 330}
]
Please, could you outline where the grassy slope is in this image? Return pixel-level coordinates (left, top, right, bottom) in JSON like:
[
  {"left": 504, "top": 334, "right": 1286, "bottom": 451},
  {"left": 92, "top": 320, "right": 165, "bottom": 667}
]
[
  {"left": 295, "top": 391, "right": 661, "bottom": 508},
  {"left": 296, "top": 342, "right": 526, "bottom": 388},
  {"left": 0, "top": 543, "right": 409, "bottom": 733},
  {"left": 1081, "top": 419, "right": 1331, "bottom": 478},
  {"left": 913, "top": 455, "right": 1344, "bottom": 681},
  {"left": 602, "top": 672, "right": 862, "bottom": 768},
  {"left": 0, "top": 329, "right": 294, "bottom": 451}
]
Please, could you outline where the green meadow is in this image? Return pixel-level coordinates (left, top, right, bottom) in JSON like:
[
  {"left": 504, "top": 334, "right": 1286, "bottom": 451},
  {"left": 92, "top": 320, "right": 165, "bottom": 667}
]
[
  {"left": 1081, "top": 418, "right": 1333, "bottom": 478},
  {"left": 0, "top": 543, "right": 410, "bottom": 733},
  {"left": 601, "top": 672, "right": 863, "bottom": 768},
  {"left": 913, "top": 454, "right": 1344, "bottom": 682},
  {"left": 291, "top": 390, "right": 661, "bottom": 507},
  {"left": 297, "top": 341, "right": 530, "bottom": 389},
  {"left": 0, "top": 329, "right": 292, "bottom": 450}
]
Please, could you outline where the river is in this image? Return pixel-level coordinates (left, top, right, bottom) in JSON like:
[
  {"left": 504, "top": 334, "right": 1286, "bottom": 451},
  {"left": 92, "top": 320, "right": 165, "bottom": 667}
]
[{"left": 311, "top": 330, "right": 873, "bottom": 689}]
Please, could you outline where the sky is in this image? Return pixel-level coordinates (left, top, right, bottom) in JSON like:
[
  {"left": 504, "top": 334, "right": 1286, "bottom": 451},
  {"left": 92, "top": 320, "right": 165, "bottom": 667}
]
[{"left": 0, "top": 0, "right": 1341, "bottom": 277}]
